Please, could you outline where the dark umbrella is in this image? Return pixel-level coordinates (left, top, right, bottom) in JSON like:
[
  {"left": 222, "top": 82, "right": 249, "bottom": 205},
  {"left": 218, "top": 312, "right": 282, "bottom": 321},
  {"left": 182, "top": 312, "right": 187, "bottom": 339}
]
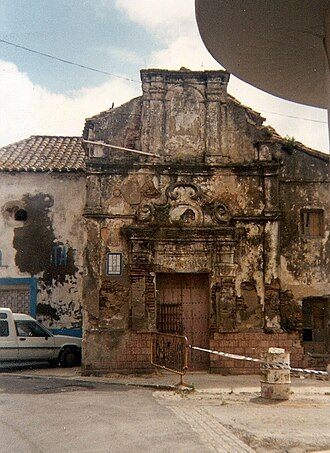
[{"left": 195, "top": 0, "right": 330, "bottom": 142}]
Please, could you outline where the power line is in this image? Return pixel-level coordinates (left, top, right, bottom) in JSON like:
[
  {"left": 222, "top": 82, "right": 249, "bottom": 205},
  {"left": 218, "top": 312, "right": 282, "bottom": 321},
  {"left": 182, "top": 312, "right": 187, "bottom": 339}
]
[
  {"left": 0, "top": 38, "right": 140, "bottom": 83},
  {"left": 259, "top": 109, "right": 327, "bottom": 124},
  {"left": 0, "top": 38, "right": 327, "bottom": 127}
]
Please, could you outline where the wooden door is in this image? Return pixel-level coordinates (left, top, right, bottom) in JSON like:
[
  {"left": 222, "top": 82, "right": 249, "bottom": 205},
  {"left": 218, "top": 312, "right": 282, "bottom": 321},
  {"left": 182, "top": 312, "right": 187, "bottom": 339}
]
[{"left": 157, "top": 273, "right": 209, "bottom": 370}]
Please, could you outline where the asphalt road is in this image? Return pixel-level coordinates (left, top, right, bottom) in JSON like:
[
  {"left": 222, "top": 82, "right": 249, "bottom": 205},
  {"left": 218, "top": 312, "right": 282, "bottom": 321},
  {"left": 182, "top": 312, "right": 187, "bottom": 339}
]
[
  {"left": 0, "top": 375, "right": 214, "bottom": 453},
  {"left": 2, "top": 372, "right": 330, "bottom": 453}
]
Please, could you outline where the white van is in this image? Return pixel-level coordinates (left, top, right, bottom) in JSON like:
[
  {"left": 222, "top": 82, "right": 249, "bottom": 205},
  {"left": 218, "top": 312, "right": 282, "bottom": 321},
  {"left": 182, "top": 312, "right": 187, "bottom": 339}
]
[{"left": 0, "top": 308, "right": 82, "bottom": 367}]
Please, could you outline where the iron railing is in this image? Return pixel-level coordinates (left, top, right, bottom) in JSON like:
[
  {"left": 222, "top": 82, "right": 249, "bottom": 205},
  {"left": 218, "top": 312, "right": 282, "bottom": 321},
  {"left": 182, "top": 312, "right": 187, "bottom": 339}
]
[{"left": 151, "top": 333, "right": 188, "bottom": 381}]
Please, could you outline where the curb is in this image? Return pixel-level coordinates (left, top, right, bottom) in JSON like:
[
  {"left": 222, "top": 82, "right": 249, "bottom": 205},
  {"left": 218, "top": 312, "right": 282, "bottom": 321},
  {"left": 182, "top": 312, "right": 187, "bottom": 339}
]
[{"left": 1, "top": 371, "right": 184, "bottom": 391}]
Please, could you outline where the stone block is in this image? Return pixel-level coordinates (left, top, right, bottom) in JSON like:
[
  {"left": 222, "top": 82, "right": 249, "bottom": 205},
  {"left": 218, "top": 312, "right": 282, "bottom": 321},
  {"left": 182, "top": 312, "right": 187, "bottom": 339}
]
[{"left": 260, "top": 348, "right": 291, "bottom": 400}]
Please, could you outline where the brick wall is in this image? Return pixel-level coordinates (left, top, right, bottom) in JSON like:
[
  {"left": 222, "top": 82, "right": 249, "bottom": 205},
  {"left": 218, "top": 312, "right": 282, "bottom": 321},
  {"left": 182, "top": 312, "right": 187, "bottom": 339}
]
[
  {"left": 82, "top": 331, "right": 154, "bottom": 375},
  {"left": 83, "top": 330, "right": 305, "bottom": 376},
  {"left": 115, "top": 332, "right": 153, "bottom": 372},
  {"left": 210, "top": 332, "right": 304, "bottom": 374}
]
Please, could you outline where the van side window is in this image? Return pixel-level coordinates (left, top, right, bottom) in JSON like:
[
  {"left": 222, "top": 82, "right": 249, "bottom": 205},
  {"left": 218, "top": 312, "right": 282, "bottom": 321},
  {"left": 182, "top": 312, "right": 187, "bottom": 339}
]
[
  {"left": 15, "top": 321, "right": 50, "bottom": 338},
  {"left": 0, "top": 320, "right": 9, "bottom": 337}
]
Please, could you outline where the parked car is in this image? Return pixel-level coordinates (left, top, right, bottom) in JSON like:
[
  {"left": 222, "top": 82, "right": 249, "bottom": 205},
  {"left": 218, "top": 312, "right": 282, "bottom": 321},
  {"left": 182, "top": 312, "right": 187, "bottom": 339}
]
[{"left": 0, "top": 308, "right": 82, "bottom": 367}]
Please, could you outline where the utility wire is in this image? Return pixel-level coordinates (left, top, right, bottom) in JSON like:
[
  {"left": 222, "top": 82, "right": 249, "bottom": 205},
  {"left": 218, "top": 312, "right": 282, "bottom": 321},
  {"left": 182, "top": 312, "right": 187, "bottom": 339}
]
[
  {"left": 0, "top": 39, "right": 327, "bottom": 125},
  {"left": 0, "top": 38, "right": 140, "bottom": 83},
  {"left": 260, "top": 109, "right": 327, "bottom": 124}
]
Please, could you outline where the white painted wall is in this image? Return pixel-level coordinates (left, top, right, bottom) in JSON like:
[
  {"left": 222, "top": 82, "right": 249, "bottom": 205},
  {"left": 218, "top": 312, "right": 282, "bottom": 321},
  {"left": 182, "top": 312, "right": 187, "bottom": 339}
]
[{"left": 0, "top": 172, "right": 86, "bottom": 330}]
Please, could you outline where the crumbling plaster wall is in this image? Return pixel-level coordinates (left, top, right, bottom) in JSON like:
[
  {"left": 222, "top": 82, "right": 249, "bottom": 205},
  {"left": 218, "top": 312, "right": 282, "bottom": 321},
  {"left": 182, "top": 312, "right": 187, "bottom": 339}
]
[
  {"left": 85, "top": 97, "right": 143, "bottom": 151},
  {"left": 84, "top": 69, "right": 268, "bottom": 164},
  {"left": 84, "top": 69, "right": 327, "bottom": 372},
  {"left": 83, "top": 166, "right": 279, "bottom": 340},
  {"left": 0, "top": 172, "right": 86, "bottom": 330},
  {"left": 279, "top": 149, "right": 330, "bottom": 299}
]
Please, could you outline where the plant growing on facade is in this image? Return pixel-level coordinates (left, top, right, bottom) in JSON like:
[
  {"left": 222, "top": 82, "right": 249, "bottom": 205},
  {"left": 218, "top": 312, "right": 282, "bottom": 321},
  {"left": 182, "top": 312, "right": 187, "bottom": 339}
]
[{"left": 282, "top": 135, "right": 297, "bottom": 154}]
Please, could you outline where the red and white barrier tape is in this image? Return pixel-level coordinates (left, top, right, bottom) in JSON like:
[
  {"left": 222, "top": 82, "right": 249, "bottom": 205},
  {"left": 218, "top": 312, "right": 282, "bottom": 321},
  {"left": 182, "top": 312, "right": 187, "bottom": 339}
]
[{"left": 189, "top": 345, "right": 329, "bottom": 376}]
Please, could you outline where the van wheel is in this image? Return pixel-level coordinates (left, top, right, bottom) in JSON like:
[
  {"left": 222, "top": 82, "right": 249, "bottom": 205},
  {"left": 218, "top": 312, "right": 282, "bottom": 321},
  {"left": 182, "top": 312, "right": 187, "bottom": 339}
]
[{"left": 59, "top": 348, "right": 81, "bottom": 367}]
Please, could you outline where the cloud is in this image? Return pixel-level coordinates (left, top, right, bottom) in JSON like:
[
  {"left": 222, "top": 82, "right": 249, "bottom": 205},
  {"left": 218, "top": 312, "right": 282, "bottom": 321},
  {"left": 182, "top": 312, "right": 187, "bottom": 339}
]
[
  {"left": 114, "top": 0, "right": 329, "bottom": 153},
  {"left": 1, "top": 0, "right": 328, "bottom": 153},
  {"left": 115, "top": 0, "right": 194, "bottom": 34},
  {"left": 0, "top": 60, "right": 141, "bottom": 146},
  {"left": 149, "top": 30, "right": 219, "bottom": 71},
  {"left": 105, "top": 47, "right": 142, "bottom": 65}
]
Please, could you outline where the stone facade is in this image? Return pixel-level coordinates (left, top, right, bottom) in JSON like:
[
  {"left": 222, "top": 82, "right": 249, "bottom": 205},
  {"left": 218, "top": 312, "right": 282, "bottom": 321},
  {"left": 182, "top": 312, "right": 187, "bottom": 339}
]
[
  {"left": 3, "top": 70, "right": 325, "bottom": 373},
  {"left": 81, "top": 69, "right": 329, "bottom": 375}
]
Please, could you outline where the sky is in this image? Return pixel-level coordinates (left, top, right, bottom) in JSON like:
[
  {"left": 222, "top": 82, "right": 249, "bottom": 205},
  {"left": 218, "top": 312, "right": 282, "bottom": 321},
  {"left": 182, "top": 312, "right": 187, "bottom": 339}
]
[{"left": 0, "top": 0, "right": 328, "bottom": 153}]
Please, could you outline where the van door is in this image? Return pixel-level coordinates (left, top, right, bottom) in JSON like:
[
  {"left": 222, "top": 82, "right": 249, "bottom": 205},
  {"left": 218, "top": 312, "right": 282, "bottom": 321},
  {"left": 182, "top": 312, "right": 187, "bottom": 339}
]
[{"left": 15, "top": 320, "right": 55, "bottom": 361}]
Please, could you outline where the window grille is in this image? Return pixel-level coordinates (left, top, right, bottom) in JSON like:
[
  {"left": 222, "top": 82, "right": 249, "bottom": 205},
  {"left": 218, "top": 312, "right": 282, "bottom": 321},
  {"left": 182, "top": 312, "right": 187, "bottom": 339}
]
[
  {"left": 106, "top": 253, "right": 122, "bottom": 275},
  {"left": 157, "top": 303, "right": 183, "bottom": 334}
]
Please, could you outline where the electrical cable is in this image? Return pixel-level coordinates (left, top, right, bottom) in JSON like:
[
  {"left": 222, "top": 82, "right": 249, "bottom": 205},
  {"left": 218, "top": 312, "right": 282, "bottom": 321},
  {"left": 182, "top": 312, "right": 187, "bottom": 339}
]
[
  {"left": 0, "top": 39, "right": 327, "bottom": 125},
  {"left": 0, "top": 38, "right": 140, "bottom": 83},
  {"left": 260, "top": 109, "right": 327, "bottom": 124}
]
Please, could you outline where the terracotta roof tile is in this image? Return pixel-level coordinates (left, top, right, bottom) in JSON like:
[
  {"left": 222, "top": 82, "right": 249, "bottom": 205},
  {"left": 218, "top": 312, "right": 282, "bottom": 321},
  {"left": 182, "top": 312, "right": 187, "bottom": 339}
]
[{"left": 0, "top": 136, "right": 86, "bottom": 172}]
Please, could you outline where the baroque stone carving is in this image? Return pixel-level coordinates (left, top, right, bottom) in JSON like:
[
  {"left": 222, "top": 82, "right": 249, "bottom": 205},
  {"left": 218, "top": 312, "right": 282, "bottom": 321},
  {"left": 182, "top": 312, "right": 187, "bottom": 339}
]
[
  {"left": 166, "top": 182, "right": 203, "bottom": 225},
  {"left": 213, "top": 202, "right": 231, "bottom": 224},
  {"left": 137, "top": 181, "right": 232, "bottom": 227},
  {"left": 137, "top": 204, "right": 154, "bottom": 223},
  {"left": 166, "top": 182, "right": 202, "bottom": 202}
]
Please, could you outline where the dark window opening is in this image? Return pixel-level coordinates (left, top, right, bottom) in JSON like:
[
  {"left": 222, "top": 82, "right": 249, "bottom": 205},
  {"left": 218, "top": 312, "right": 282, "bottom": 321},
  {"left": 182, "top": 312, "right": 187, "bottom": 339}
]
[
  {"left": 302, "top": 298, "right": 329, "bottom": 354},
  {"left": 0, "top": 320, "right": 9, "bottom": 337},
  {"left": 302, "top": 328, "right": 312, "bottom": 342},
  {"left": 300, "top": 209, "right": 324, "bottom": 238},
  {"left": 15, "top": 209, "right": 28, "bottom": 221},
  {"left": 157, "top": 303, "right": 183, "bottom": 334}
]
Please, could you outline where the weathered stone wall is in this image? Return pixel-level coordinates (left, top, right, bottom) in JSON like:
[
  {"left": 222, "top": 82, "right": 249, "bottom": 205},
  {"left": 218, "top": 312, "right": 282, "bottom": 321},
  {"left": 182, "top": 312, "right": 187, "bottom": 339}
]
[
  {"left": 279, "top": 148, "right": 330, "bottom": 299},
  {"left": 0, "top": 173, "right": 86, "bottom": 332},
  {"left": 82, "top": 69, "right": 329, "bottom": 374}
]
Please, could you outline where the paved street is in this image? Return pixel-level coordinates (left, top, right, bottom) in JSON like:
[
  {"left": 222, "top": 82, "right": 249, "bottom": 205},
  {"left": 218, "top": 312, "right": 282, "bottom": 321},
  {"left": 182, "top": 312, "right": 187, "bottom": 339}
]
[
  {"left": 1, "top": 369, "right": 330, "bottom": 453},
  {"left": 0, "top": 374, "right": 216, "bottom": 453}
]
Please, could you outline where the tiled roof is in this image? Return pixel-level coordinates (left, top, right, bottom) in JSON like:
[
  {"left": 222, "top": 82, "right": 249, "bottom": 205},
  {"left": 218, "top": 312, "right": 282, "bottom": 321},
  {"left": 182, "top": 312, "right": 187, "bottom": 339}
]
[{"left": 0, "top": 136, "right": 86, "bottom": 172}]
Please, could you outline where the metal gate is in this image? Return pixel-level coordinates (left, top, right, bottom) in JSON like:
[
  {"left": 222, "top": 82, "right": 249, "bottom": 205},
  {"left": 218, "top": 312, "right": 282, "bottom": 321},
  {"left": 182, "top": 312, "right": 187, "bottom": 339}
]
[
  {"left": 157, "top": 273, "right": 209, "bottom": 371},
  {"left": 151, "top": 333, "right": 188, "bottom": 377}
]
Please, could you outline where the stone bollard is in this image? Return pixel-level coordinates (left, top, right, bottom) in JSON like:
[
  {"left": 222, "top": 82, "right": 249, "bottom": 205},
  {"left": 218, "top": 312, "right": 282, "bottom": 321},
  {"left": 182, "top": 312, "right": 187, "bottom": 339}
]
[{"left": 260, "top": 347, "right": 291, "bottom": 400}]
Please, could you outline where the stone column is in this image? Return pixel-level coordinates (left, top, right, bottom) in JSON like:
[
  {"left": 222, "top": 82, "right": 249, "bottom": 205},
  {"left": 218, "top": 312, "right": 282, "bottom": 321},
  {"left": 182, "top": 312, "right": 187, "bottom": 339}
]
[
  {"left": 140, "top": 72, "right": 165, "bottom": 156},
  {"left": 260, "top": 347, "right": 291, "bottom": 400},
  {"left": 205, "top": 73, "right": 229, "bottom": 163}
]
